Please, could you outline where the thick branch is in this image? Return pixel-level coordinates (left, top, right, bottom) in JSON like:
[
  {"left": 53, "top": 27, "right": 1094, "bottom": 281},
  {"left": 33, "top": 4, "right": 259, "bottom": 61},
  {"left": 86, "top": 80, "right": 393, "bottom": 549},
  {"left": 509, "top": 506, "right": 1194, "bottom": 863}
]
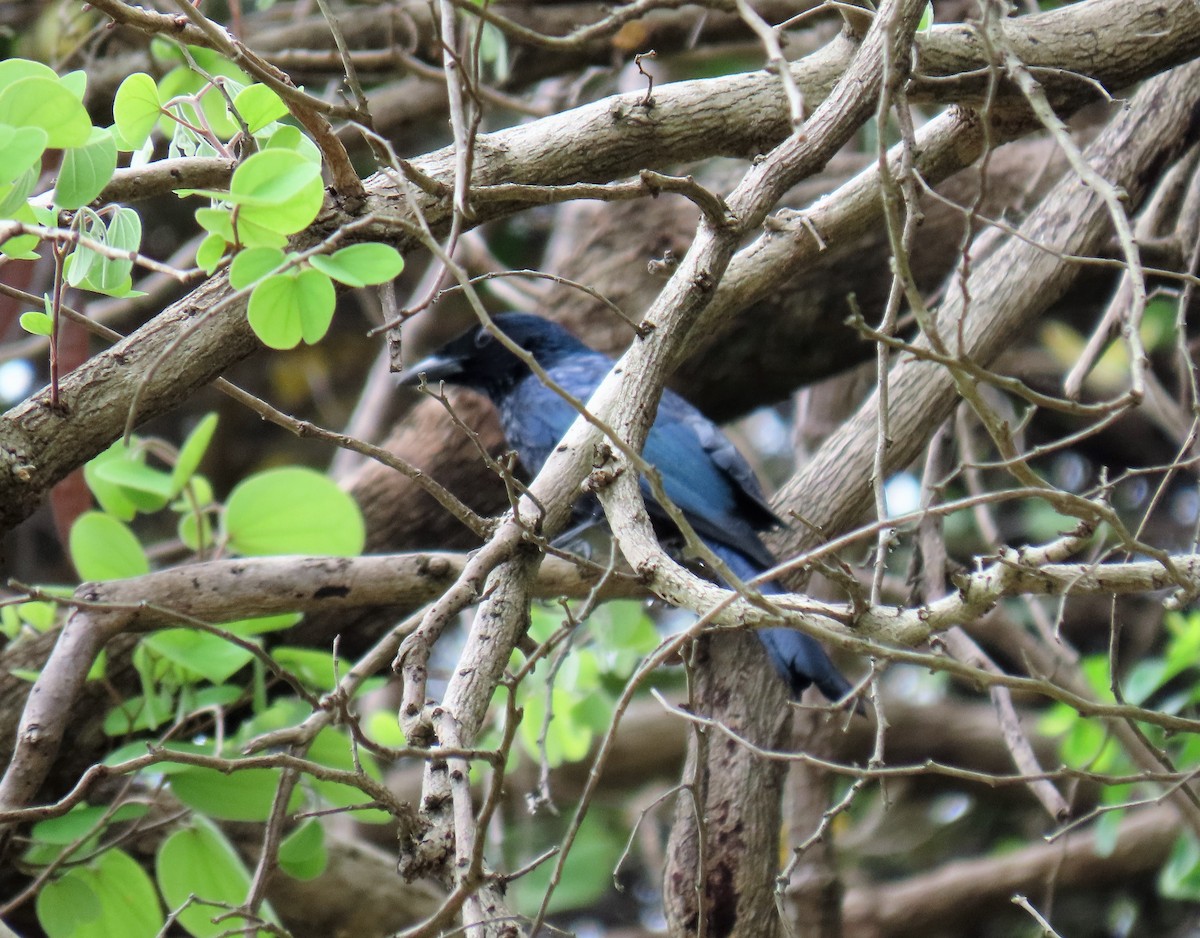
[
  {"left": 0, "top": 553, "right": 635, "bottom": 814},
  {"left": 4, "top": 0, "right": 1199, "bottom": 533}
]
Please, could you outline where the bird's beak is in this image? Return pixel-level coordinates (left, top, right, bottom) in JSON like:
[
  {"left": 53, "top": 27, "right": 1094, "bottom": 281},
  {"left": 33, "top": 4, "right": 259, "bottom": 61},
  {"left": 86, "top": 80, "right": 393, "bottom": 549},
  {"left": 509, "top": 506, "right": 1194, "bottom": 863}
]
[{"left": 397, "top": 352, "right": 464, "bottom": 387}]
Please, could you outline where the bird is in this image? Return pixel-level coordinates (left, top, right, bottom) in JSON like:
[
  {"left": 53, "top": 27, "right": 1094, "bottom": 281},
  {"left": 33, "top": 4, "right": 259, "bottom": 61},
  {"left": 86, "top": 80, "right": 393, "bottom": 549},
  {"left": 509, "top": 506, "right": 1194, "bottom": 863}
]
[{"left": 400, "top": 312, "right": 853, "bottom": 703}]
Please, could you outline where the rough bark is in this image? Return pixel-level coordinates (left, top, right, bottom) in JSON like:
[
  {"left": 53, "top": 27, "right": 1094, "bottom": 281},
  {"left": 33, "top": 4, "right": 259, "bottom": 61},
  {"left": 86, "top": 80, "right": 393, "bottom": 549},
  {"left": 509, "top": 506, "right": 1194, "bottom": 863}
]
[{"left": 4, "top": 0, "right": 1198, "bottom": 533}]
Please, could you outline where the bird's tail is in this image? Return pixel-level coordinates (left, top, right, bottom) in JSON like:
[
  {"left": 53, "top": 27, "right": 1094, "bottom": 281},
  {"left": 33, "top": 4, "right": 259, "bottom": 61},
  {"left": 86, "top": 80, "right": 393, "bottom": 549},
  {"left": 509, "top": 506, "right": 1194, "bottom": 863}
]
[{"left": 704, "top": 541, "right": 854, "bottom": 704}]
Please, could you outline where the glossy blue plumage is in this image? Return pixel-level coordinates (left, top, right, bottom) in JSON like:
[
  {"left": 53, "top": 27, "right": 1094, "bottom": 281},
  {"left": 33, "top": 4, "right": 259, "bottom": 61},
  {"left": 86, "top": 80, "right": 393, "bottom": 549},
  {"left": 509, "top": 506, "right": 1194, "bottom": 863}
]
[{"left": 402, "top": 313, "right": 852, "bottom": 702}]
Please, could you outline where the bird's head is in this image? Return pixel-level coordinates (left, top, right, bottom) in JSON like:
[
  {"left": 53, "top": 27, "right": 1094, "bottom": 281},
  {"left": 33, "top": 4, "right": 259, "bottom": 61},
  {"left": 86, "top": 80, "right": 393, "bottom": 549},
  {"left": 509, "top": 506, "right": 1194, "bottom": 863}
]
[{"left": 399, "top": 313, "right": 589, "bottom": 398}]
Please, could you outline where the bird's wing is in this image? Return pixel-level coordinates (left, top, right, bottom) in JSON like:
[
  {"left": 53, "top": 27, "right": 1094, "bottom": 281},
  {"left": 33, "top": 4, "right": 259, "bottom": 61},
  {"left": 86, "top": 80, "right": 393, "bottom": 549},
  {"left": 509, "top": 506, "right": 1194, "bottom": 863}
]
[
  {"left": 656, "top": 390, "right": 783, "bottom": 530},
  {"left": 503, "top": 353, "right": 780, "bottom": 566}
]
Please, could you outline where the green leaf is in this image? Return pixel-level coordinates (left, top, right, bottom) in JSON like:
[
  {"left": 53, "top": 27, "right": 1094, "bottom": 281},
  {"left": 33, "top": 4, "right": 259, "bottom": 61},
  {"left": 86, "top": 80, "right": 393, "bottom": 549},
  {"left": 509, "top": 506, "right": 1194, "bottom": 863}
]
[
  {"left": 0, "top": 76, "right": 92, "bottom": 149},
  {"left": 103, "top": 690, "right": 175, "bottom": 735},
  {"left": 37, "top": 869, "right": 101, "bottom": 937},
  {"left": 178, "top": 511, "right": 214, "bottom": 552},
  {"left": 64, "top": 208, "right": 106, "bottom": 288},
  {"left": 19, "top": 310, "right": 53, "bottom": 336},
  {"left": 227, "top": 148, "right": 320, "bottom": 206},
  {"left": 229, "top": 149, "right": 324, "bottom": 232},
  {"left": 1123, "top": 659, "right": 1167, "bottom": 706},
  {"left": 278, "top": 820, "right": 327, "bottom": 880},
  {"left": 84, "top": 440, "right": 146, "bottom": 521},
  {"left": 271, "top": 647, "right": 351, "bottom": 693},
  {"left": 513, "top": 808, "right": 626, "bottom": 915},
  {"left": 229, "top": 246, "right": 285, "bottom": 290},
  {"left": 70, "top": 512, "right": 149, "bottom": 581},
  {"left": 228, "top": 214, "right": 289, "bottom": 250},
  {"left": 195, "top": 206, "right": 235, "bottom": 242},
  {"left": 92, "top": 458, "right": 175, "bottom": 509},
  {"left": 261, "top": 123, "right": 322, "bottom": 161},
  {"left": 32, "top": 804, "right": 147, "bottom": 846},
  {"left": 364, "top": 710, "right": 406, "bottom": 747},
  {"left": 97, "top": 206, "right": 143, "bottom": 293},
  {"left": 246, "top": 268, "right": 335, "bottom": 349},
  {"left": 38, "top": 848, "right": 163, "bottom": 938},
  {"left": 104, "top": 739, "right": 217, "bottom": 770},
  {"left": 222, "top": 612, "right": 301, "bottom": 637},
  {"left": 0, "top": 163, "right": 38, "bottom": 219},
  {"left": 113, "top": 73, "right": 161, "bottom": 150},
  {"left": 16, "top": 600, "right": 58, "bottom": 632},
  {"left": 232, "top": 83, "right": 289, "bottom": 133},
  {"left": 1161, "top": 829, "right": 1200, "bottom": 900},
  {"left": 0, "top": 58, "right": 60, "bottom": 89},
  {"left": 157, "top": 818, "right": 277, "bottom": 937},
  {"left": 59, "top": 70, "right": 88, "bottom": 99},
  {"left": 170, "top": 765, "right": 297, "bottom": 822},
  {"left": 54, "top": 127, "right": 118, "bottom": 210},
  {"left": 309, "top": 243, "right": 404, "bottom": 288},
  {"left": 0, "top": 123, "right": 47, "bottom": 186},
  {"left": 143, "top": 629, "right": 255, "bottom": 685},
  {"left": 223, "top": 466, "right": 365, "bottom": 556},
  {"left": 306, "top": 727, "right": 388, "bottom": 822},
  {"left": 171, "top": 412, "right": 219, "bottom": 494},
  {"left": 196, "top": 231, "right": 227, "bottom": 273}
]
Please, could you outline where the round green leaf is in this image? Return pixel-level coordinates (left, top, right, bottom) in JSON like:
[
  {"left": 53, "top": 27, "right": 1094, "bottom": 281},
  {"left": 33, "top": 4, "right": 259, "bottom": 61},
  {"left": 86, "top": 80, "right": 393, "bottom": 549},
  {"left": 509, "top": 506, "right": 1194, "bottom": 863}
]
[
  {"left": 157, "top": 818, "right": 278, "bottom": 937},
  {"left": 0, "top": 76, "right": 91, "bottom": 149},
  {"left": 271, "top": 646, "right": 346, "bottom": 692},
  {"left": 38, "top": 848, "right": 163, "bottom": 938},
  {"left": 178, "top": 510, "right": 214, "bottom": 552},
  {"left": 170, "top": 765, "right": 294, "bottom": 821},
  {"left": 143, "top": 629, "right": 254, "bottom": 685},
  {"left": 223, "top": 466, "right": 365, "bottom": 556},
  {"left": 278, "top": 820, "right": 327, "bottom": 880},
  {"left": 229, "top": 246, "right": 285, "bottom": 290},
  {"left": 54, "top": 126, "right": 118, "bottom": 210},
  {"left": 0, "top": 123, "right": 47, "bottom": 186},
  {"left": 92, "top": 457, "right": 174, "bottom": 509},
  {"left": 263, "top": 124, "right": 320, "bottom": 164},
  {"left": 103, "top": 690, "right": 174, "bottom": 735},
  {"left": 196, "top": 231, "right": 227, "bottom": 273},
  {"left": 0, "top": 59, "right": 60, "bottom": 88},
  {"left": 229, "top": 214, "right": 289, "bottom": 250},
  {"left": 59, "top": 69, "right": 88, "bottom": 99},
  {"left": 246, "top": 268, "right": 335, "bottom": 350},
  {"left": 19, "top": 310, "right": 52, "bottom": 336},
  {"left": 112, "top": 73, "right": 161, "bottom": 150},
  {"left": 33, "top": 804, "right": 147, "bottom": 846},
  {"left": 16, "top": 600, "right": 57, "bottom": 631},
  {"left": 305, "top": 726, "right": 388, "bottom": 823},
  {"left": 70, "top": 511, "right": 149, "bottom": 581},
  {"left": 230, "top": 149, "right": 324, "bottom": 234},
  {"left": 308, "top": 242, "right": 404, "bottom": 288},
  {"left": 37, "top": 868, "right": 102, "bottom": 937},
  {"left": 229, "top": 148, "right": 320, "bottom": 206},
  {"left": 232, "top": 83, "right": 288, "bottom": 134},
  {"left": 83, "top": 441, "right": 158, "bottom": 520},
  {"left": 1160, "top": 829, "right": 1200, "bottom": 900},
  {"left": 195, "top": 206, "right": 234, "bottom": 242}
]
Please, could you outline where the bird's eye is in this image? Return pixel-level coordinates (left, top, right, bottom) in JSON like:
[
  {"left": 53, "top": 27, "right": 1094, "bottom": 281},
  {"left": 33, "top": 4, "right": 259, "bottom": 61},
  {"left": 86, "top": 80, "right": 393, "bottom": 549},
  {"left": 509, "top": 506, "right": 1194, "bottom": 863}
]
[{"left": 474, "top": 330, "right": 493, "bottom": 349}]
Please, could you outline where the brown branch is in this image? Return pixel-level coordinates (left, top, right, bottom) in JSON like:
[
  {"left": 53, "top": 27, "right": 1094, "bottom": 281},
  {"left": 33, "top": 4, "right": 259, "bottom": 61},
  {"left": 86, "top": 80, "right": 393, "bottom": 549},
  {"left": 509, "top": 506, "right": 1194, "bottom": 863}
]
[
  {"left": 0, "top": 553, "right": 638, "bottom": 814},
  {"left": 842, "top": 805, "right": 1177, "bottom": 938},
  {"left": 4, "top": 0, "right": 1198, "bottom": 534}
]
